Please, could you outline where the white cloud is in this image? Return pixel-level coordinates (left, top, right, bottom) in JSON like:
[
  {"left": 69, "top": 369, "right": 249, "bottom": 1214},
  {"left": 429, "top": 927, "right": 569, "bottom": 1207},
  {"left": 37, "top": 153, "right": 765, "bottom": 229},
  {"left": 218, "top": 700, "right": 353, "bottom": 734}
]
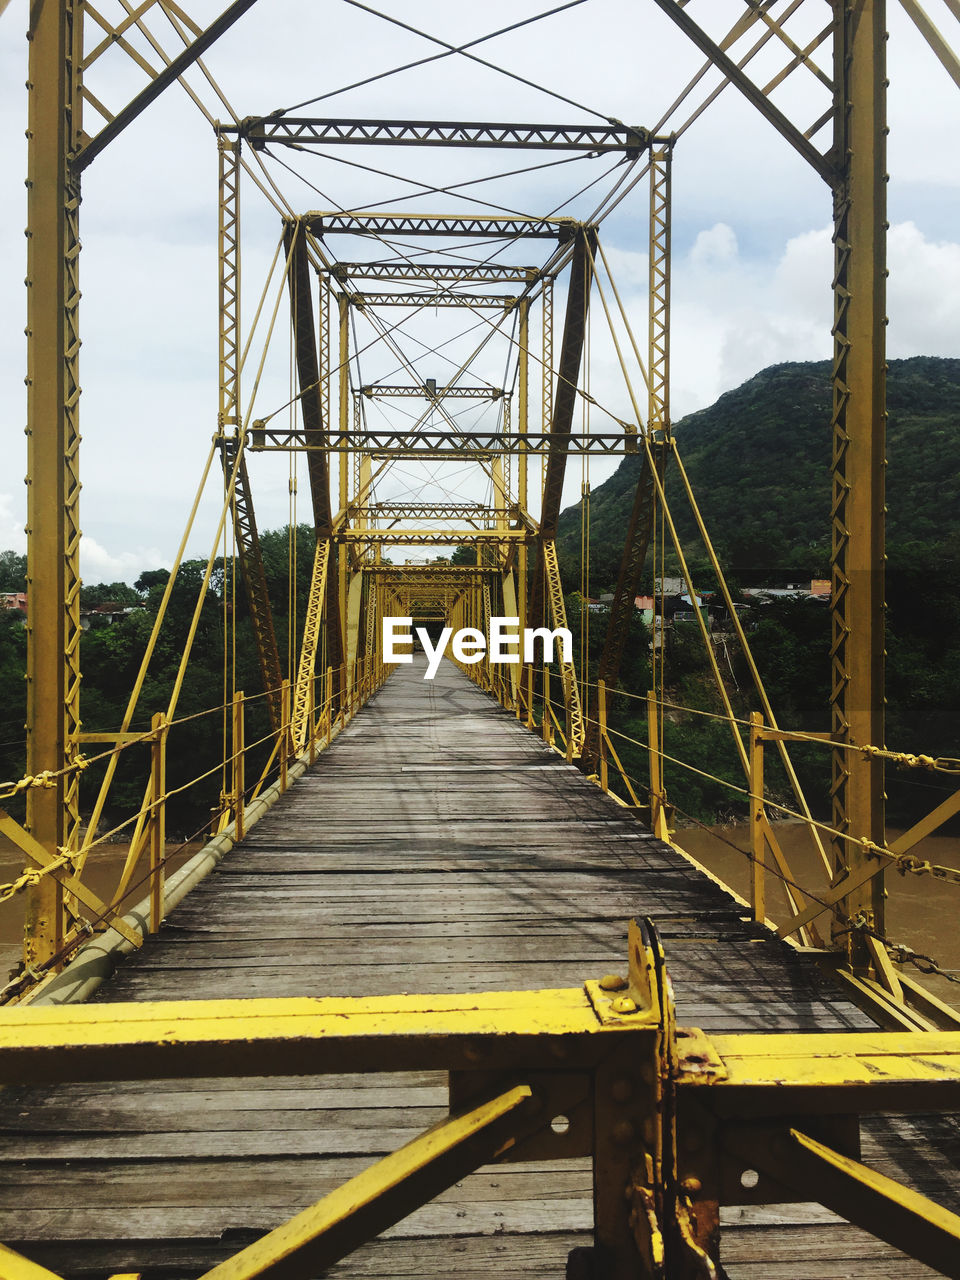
[
  {"left": 0, "top": 493, "right": 26, "bottom": 554},
  {"left": 78, "top": 536, "right": 166, "bottom": 587}
]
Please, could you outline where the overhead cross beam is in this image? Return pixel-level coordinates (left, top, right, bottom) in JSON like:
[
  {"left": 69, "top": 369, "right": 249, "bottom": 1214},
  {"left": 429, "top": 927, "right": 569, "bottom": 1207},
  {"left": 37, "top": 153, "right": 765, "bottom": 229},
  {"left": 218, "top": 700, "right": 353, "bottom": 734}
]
[
  {"left": 360, "top": 384, "right": 505, "bottom": 400},
  {"left": 331, "top": 263, "right": 538, "bottom": 283},
  {"left": 251, "top": 428, "right": 628, "bottom": 455},
  {"left": 305, "top": 213, "right": 576, "bottom": 241},
  {"left": 351, "top": 292, "right": 519, "bottom": 309},
  {"left": 239, "top": 116, "right": 649, "bottom": 153}
]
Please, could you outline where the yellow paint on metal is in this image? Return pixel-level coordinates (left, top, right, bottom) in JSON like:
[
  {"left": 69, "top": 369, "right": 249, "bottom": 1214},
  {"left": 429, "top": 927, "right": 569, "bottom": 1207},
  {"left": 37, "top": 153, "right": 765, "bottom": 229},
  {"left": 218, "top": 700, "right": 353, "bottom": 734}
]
[
  {"left": 0, "top": 1243, "right": 66, "bottom": 1280},
  {"left": 196, "top": 1086, "right": 532, "bottom": 1279},
  {"left": 705, "top": 1031, "right": 960, "bottom": 1091},
  {"left": 786, "top": 1126, "right": 960, "bottom": 1275}
]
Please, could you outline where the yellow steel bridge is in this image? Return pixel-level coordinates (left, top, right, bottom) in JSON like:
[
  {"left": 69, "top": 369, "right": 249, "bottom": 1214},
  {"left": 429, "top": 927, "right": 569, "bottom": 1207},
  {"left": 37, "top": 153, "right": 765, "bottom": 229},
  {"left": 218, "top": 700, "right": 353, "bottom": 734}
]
[{"left": 3, "top": 1, "right": 960, "bottom": 1275}]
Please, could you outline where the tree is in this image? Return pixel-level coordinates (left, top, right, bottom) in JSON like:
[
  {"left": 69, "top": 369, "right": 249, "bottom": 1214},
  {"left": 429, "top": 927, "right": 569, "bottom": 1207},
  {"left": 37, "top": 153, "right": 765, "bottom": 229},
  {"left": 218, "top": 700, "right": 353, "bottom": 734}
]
[{"left": 0, "top": 551, "right": 26, "bottom": 593}]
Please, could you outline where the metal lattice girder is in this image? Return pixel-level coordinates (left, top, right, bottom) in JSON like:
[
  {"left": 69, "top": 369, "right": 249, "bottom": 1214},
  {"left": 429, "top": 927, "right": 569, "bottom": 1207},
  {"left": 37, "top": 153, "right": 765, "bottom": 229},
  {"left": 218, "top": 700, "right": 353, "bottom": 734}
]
[
  {"left": 357, "top": 503, "right": 512, "bottom": 523},
  {"left": 220, "top": 439, "right": 285, "bottom": 730},
  {"left": 541, "top": 540, "right": 585, "bottom": 756},
  {"left": 583, "top": 444, "right": 668, "bottom": 768},
  {"left": 291, "top": 539, "right": 330, "bottom": 755},
  {"left": 332, "top": 262, "right": 538, "bottom": 283},
  {"left": 828, "top": 0, "right": 887, "bottom": 959},
  {"left": 648, "top": 141, "right": 672, "bottom": 435},
  {"left": 251, "top": 427, "right": 631, "bottom": 455},
  {"left": 243, "top": 116, "right": 648, "bottom": 152},
  {"left": 360, "top": 384, "right": 506, "bottom": 400},
  {"left": 218, "top": 134, "right": 242, "bottom": 428},
  {"left": 338, "top": 530, "right": 527, "bottom": 545},
  {"left": 351, "top": 292, "right": 519, "bottom": 309},
  {"left": 304, "top": 213, "right": 576, "bottom": 241}
]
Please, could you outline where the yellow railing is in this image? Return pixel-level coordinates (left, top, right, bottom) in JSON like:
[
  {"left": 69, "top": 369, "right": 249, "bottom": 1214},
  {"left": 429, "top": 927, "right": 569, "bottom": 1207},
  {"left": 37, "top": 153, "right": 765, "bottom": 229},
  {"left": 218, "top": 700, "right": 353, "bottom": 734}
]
[{"left": 0, "top": 651, "right": 388, "bottom": 1002}]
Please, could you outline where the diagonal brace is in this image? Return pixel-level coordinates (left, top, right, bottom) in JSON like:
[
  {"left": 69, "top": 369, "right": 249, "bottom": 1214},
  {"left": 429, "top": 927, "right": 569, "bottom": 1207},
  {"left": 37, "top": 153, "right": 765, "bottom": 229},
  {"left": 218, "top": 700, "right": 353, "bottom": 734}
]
[
  {"left": 197, "top": 1085, "right": 533, "bottom": 1279},
  {"left": 650, "top": 0, "right": 836, "bottom": 184}
]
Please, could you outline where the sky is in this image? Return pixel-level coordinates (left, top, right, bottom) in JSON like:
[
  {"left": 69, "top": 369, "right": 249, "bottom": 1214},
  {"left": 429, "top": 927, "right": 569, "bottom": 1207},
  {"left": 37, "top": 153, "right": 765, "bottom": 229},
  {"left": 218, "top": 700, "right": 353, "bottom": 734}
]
[{"left": 0, "top": 0, "right": 958, "bottom": 584}]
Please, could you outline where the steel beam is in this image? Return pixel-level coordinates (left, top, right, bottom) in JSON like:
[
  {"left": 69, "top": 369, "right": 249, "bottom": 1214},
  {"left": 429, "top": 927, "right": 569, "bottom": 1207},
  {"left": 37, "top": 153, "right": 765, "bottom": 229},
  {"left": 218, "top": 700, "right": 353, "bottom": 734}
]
[
  {"left": 360, "top": 384, "right": 505, "bottom": 400},
  {"left": 650, "top": 0, "right": 836, "bottom": 184},
  {"left": 305, "top": 213, "right": 576, "bottom": 241},
  {"left": 250, "top": 427, "right": 630, "bottom": 455},
  {"left": 529, "top": 228, "right": 595, "bottom": 631},
  {"left": 284, "top": 220, "right": 345, "bottom": 679},
  {"left": 217, "top": 140, "right": 283, "bottom": 729},
  {"left": 331, "top": 262, "right": 537, "bottom": 283},
  {"left": 75, "top": 0, "right": 262, "bottom": 171},
  {"left": 243, "top": 117, "right": 648, "bottom": 153},
  {"left": 351, "top": 292, "right": 518, "bottom": 309},
  {"left": 829, "top": 0, "right": 887, "bottom": 964},
  {"left": 24, "top": 0, "right": 84, "bottom": 964}
]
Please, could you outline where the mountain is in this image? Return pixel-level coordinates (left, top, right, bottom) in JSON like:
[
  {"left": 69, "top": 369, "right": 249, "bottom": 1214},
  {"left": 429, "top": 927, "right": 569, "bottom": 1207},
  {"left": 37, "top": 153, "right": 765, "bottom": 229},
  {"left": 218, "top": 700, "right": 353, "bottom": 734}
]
[{"left": 558, "top": 356, "right": 960, "bottom": 589}]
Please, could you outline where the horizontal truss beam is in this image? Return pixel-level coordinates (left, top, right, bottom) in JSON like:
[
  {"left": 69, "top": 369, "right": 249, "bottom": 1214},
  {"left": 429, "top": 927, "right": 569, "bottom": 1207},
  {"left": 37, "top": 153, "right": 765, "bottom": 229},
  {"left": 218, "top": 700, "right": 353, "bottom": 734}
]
[
  {"left": 251, "top": 427, "right": 631, "bottom": 455},
  {"left": 357, "top": 503, "right": 509, "bottom": 521},
  {"left": 338, "top": 529, "right": 526, "bottom": 545},
  {"left": 331, "top": 262, "right": 538, "bottom": 283},
  {"left": 351, "top": 292, "right": 519, "bottom": 309},
  {"left": 360, "top": 384, "right": 505, "bottom": 400},
  {"left": 241, "top": 117, "right": 649, "bottom": 153},
  {"left": 304, "top": 213, "right": 577, "bottom": 241}
]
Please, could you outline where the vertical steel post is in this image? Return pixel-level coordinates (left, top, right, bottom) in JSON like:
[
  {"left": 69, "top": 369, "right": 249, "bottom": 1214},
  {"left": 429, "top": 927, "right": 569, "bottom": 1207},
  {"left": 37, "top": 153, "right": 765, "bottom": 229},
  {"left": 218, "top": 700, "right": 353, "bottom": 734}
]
[
  {"left": 149, "top": 713, "right": 167, "bottom": 933},
  {"left": 338, "top": 294, "right": 350, "bottom": 672},
  {"left": 830, "top": 0, "right": 887, "bottom": 965},
  {"left": 749, "top": 712, "right": 766, "bottom": 924},
  {"left": 232, "top": 691, "right": 246, "bottom": 841},
  {"left": 280, "top": 679, "right": 291, "bottom": 792},
  {"left": 598, "top": 679, "right": 609, "bottom": 793},
  {"left": 647, "top": 691, "right": 668, "bottom": 841},
  {"left": 24, "top": 0, "right": 84, "bottom": 964}
]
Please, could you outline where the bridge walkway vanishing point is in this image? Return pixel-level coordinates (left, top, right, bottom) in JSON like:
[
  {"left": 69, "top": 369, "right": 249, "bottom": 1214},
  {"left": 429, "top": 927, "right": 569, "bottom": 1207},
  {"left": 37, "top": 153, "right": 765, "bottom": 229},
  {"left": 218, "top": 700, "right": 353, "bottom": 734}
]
[{"left": 3, "top": 659, "right": 960, "bottom": 1278}]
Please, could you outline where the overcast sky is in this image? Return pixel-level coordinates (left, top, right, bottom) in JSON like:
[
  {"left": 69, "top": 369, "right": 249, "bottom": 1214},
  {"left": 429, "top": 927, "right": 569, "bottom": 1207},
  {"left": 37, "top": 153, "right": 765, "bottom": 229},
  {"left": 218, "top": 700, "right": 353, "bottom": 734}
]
[{"left": 1, "top": 0, "right": 958, "bottom": 584}]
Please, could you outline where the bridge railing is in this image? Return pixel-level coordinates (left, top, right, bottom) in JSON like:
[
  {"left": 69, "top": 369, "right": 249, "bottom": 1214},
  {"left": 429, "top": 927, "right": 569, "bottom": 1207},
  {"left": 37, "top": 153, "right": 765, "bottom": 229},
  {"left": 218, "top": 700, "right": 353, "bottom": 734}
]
[
  {"left": 455, "top": 652, "right": 960, "bottom": 1034},
  {"left": 0, "top": 652, "right": 387, "bottom": 1002}
]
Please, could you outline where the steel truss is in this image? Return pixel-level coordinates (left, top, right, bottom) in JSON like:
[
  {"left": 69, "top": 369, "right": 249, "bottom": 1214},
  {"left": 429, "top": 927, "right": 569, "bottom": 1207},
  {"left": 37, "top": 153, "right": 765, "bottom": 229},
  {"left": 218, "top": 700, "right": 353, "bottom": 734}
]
[
  {"left": 331, "top": 262, "right": 538, "bottom": 284},
  {"left": 240, "top": 117, "right": 649, "bottom": 153},
  {"left": 251, "top": 427, "right": 632, "bottom": 455},
  {"left": 304, "top": 213, "right": 576, "bottom": 240},
  {"left": 360, "top": 384, "right": 507, "bottom": 400},
  {"left": 351, "top": 292, "right": 519, "bottom": 309}
]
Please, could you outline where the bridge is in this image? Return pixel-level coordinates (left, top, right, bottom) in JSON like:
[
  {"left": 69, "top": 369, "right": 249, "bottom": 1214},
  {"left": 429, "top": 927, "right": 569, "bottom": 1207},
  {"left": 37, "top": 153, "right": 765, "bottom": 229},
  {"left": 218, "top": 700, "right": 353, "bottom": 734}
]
[{"left": 3, "top": 1, "right": 960, "bottom": 1276}]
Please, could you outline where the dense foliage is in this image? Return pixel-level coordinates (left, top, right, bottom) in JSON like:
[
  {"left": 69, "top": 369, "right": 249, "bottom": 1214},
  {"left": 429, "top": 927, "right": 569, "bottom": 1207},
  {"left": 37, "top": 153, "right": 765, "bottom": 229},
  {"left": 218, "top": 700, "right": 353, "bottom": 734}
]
[
  {"left": 556, "top": 356, "right": 960, "bottom": 826},
  {"left": 2, "top": 357, "right": 958, "bottom": 833}
]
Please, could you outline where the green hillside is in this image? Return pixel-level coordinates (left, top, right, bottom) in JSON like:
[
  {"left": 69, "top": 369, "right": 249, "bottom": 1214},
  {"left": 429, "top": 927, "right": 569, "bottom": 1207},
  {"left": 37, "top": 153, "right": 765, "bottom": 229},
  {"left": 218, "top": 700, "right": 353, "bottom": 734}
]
[{"left": 558, "top": 356, "right": 960, "bottom": 588}]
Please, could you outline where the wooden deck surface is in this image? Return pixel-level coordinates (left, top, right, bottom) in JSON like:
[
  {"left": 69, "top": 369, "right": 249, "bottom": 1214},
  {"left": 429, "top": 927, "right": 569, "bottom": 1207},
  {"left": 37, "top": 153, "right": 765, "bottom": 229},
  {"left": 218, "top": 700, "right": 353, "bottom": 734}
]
[{"left": 3, "top": 659, "right": 959, "bottom": 1277}]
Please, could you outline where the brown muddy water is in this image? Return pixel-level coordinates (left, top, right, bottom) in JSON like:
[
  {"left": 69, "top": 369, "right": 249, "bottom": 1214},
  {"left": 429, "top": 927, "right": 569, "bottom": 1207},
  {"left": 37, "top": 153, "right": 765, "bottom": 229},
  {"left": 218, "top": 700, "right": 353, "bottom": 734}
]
[
  {"left": 0, "top": 836, "right": 199, "bottom": 986},
  {"left": 1, "top": 825, "right": 958, "bottom": 1012},
  {"left": 680, "top": 820, "right": 960, "bottom": 1008}
]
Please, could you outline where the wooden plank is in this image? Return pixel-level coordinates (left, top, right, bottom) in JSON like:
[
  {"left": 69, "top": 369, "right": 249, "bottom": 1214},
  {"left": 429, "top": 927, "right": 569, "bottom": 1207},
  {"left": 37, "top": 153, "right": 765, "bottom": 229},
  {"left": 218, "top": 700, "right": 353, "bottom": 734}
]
[{"left": 0, "top": 657, "right": 950, "bottom": 1277}]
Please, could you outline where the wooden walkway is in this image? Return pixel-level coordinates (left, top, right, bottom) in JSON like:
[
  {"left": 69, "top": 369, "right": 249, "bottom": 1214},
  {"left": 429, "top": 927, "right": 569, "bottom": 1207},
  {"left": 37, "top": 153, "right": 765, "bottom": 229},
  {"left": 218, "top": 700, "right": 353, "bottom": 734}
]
[{"left": 3, "top": 659, "right": 959, "bottom": 1277}]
